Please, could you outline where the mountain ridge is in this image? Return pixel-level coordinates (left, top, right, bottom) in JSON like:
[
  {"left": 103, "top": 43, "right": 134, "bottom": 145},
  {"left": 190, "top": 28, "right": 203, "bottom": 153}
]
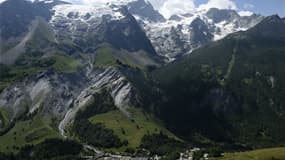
[
  {"left": 0, "top": 0, "right": 284, "bottom": 159},
  {"left": 150, "top": 15, "right": 285, "bottom": 149}
]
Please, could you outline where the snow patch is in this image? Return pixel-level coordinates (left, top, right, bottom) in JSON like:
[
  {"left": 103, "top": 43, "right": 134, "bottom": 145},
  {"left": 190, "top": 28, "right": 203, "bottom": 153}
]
[
  {"left": 51, "top": 4, "right": 125, "bottom": 22},
  {"left": 213, "top": 20, "right": 250, "bottom": 40},
  {"left": 136, "top": 9, "right": 260, "bottom": 60},
  {"left": 238, "top": 11, "right": 254, "bottom": 17}
]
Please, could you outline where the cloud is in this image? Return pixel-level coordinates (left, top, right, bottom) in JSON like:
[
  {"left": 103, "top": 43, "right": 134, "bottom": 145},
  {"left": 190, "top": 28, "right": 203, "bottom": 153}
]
[
  {"left": 238, "top": 3, "right": 254, "bottom": 17},
  {"left": 238, "top": 10, "right": 253, "bottom": 16},
  {"left": 198, "top": 0, "right": 237, "bottom": 11},
  {"left": 158, "top": 0, "right": 196, "bottom": 18}
]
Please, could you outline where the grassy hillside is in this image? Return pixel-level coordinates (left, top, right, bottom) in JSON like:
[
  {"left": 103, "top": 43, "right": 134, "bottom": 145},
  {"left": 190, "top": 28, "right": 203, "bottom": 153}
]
[
  {"left": 93, "top": 45, "right": 159, "bottom": 70},
  {"left": 48, "top": 54, "right": 83, "bottom": 73},
  {"left": 213, "top": 147, "right": 285, "bottom": 160},
  {"left": 0, "top": 109, "right": 10, "bottom": 129},
  {"left": 93, "top": 46, "right": 121, "bottom": 67},
  {"left": 0, "top": 115, "right": 61, "bottom": 153},
  {"left": 0, "top": 64, "right": 40, "bottom": 92},
  {"left": 89, "top": 108, "right": 176, "bottom": 152},
  {"left": 0, "top": 53, "right": 82, "bottom": 93}
]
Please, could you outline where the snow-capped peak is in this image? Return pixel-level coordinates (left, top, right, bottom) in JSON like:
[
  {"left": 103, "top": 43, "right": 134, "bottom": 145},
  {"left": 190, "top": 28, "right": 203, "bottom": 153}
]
[
  {"left": 135, "top": 8, "right": 263, "bottom": 61},
  {"left": 64, "top": 0, "right": 146, "bottom": 6},
  {"left": 51, "top": 3, "right": 125, "bottom": 22}
]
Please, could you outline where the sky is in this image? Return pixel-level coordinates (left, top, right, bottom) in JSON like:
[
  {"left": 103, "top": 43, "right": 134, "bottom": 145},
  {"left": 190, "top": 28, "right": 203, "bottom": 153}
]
[{"left": 147, "top": 0, "right": 285, "bottom": 18}]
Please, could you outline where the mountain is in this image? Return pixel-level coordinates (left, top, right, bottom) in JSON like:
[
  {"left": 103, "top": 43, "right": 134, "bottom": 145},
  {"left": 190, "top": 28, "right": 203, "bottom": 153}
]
[
  {"left": 127, "top": 0, "right": 165, "bottom": 22},
  {"left": 151, "top": 15, "right": 285, "bottom": 148},
  {"left": 51, "top": 3, "right": 158, "bottom": 54},
  {"left": 0, "top": 0, "right": 284, "bottom": 159},
  {"left": 0, "top": 0, "right": 163, "bottom": 155},
  {"left": 137, "top": 8, "right": 263, "bottom": 61},
  {"left": 0, "top": 0, "right": 161, "bottom": 66},
  {"left": 0, "top": 0, "right": 68, "bottom": 64},
  {"left": 0, "top": 0, "right": 263, "bottom": 63},
  {"left": 0, "top": 0, "right": 66, "bottom": 40}
]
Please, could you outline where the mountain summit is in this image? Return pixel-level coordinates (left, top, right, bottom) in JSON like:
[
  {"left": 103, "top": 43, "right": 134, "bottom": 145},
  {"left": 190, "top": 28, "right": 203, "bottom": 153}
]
[{"left": 0, "top": 0, "right": 284, "bottom": 159}]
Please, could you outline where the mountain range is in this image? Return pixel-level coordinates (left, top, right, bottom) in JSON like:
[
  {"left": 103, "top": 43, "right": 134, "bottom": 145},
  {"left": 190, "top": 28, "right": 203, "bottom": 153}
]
[{"left": 0, "top": 0, "right": 285, "bottom": 159}]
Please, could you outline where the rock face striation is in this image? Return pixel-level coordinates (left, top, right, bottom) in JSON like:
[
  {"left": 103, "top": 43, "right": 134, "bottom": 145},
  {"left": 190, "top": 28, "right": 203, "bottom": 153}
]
[{"left": 0, "top": 66, "right": 139, "bottom": 136}]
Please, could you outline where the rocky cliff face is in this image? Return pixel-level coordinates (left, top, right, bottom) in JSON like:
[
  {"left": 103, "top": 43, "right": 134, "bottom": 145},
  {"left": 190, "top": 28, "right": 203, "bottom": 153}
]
[
  {"left": 0, "top": 65, "right": 139, "bottom": 135},
  {"left": 127, "top": 0, "right": 165, "bottom": 22}
]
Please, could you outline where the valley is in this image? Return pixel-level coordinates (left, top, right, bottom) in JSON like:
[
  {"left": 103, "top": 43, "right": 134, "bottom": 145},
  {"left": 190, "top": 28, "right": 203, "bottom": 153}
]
[{"left": 0, "top": 0, "right": 285, "bottom": 159}]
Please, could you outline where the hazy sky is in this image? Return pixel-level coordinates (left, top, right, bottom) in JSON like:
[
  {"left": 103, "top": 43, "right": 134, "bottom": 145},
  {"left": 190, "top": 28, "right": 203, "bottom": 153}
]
[
  {"left": 231, "top": 0, "right": 285, "bottom": 17},
  {"left": 148, "top": 0, "right": 285, "bottom": 18}
]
